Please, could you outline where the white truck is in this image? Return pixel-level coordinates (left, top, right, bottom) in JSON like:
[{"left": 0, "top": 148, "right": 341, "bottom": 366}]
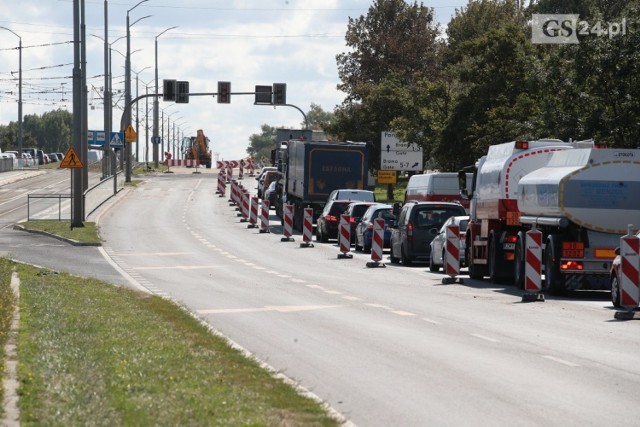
[{"left": 459, "top": 139, "right": 640, "bottom": 295}]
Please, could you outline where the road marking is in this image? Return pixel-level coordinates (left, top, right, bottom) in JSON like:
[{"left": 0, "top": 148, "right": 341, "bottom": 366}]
[
  {"left": 290, "top": 278, "right": 307, "bottom": 283},
  {"left": 421, "top": 317, "right": 440, "bottom": 325},
  {"left": 324, "top": 290, "right": 342, "bottom": 295},
  {"left": 342, "top": 295, "right": 362, "bottom": 301},
  {"left": 306, "top": 284, "right": 327, "bottom": 290},
  {"left": 265, "top": 270, "right": 280, "bottom": 275},
  {"left": 120, "top": 252, "right": 196, "bottom": 257},
  {"left": 197, "top": 305, "right": 342, "bottom": 314},
  {"left": 252, "top": 265, "right": 266, "bottom": 270},
  {"left": 391, "top": 310, "right": 416, "bottom": 316},
  {"left": 471, "top": 333, "right": 500, "bottom": 343},
  {"left": 542, "top": 355, "right": 580, "bottom": 367},
  {"left": 133, "top": 265, "right": 223, "bottom": 270},
  {"left": 365, "top": 303, "right": 392, "bottom": 310}
]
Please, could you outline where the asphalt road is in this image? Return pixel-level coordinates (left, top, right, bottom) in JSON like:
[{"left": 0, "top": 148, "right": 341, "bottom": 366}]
[{"left": 2, "top": 168, "right": 640, "bottom": 426}]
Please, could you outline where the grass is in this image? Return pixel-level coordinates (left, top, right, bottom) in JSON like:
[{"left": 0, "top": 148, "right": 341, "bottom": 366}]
[
  {"left": 1, "top": 260, "right": 340, "bottom": 426},
  {"left": 19, "top": 220, "right": 102, "bottom": 245},
  {"left": 0, "top": 259, "right": 16, "bottom": 418},
  {"left": 374, "top": 175, "right": 408, "bottom": 203}
]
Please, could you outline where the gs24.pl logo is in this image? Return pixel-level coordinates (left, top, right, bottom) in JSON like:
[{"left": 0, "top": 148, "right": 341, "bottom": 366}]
[{"left": 532, "top": 14, "right": 627, "bottom": 44}]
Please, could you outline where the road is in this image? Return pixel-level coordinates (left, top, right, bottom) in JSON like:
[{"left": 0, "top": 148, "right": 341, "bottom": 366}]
[{"left": 3, "top": 168, "right": 640, "bottom": 426}]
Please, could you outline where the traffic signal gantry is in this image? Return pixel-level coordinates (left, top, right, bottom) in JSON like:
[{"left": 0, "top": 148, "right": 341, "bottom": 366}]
[{"left": 161, "top": 80, "right": 287, "bottom": 106}]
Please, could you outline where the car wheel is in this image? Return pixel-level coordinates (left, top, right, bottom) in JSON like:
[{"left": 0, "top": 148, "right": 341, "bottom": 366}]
[
  {"left": 389, "top": 246, "right": 400, "bottom": 264},
  {"left": 610, "top": 273, "right": 621, "bottom": 308},
  {"left": 429, "top": 251, "right": 439, "bottom": 272},
  {"left": 401, "top": 245, "right": 412, "bottom": 266}
]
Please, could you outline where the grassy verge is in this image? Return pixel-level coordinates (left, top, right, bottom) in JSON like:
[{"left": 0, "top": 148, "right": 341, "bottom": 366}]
[
  {"left": 9, "top": 261, "right": 340, "bottom": 426},
  {"left": 0, "top": 259, "right": 16, "bottom": 418},
  {"left": 19, "top": 220, "right": 102, "bottom": 245}
]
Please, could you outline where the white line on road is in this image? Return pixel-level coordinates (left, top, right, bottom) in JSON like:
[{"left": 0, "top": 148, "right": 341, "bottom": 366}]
[
  {"left": 421, "top": 318, "right": 440, "bottom": 325},
  {"left": 365, "top": 303, "right": 392, "bottom": 310},
  {"left": 391, "top": 310, "right": 416, "bottom": 316},
  {"left": 542, "top": 355, "right": 580, "bottom": 367},
  {"left": 471, "top": 333, "right": 500, "bottom": 343}
]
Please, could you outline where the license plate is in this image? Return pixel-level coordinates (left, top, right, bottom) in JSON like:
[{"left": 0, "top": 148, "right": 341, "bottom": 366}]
[{"left": 503, "top": 243, "right": 515, "bottom": 250}]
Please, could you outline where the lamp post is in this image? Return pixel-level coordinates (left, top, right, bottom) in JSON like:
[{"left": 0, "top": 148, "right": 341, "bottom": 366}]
[
  {"left": 0, "top": 26, "right": 22, "bottom": 157},
  {"left": 126, "top": 0, "right": 151, "bottom": 182},
  {"left": 153, "top": 25, "right": 178, "bottom": 169},
  {"left": 132, "top": 66, "right": 150, "bottom": 162}
]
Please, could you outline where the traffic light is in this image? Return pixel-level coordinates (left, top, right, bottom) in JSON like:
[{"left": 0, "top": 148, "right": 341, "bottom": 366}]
[
  {"left": 254, "top": 85, "right": 272, "bottom": 105},
  {"left": 163, "top": 79, "right": 176, "bottom": 102},
  {"left": 218, "top": 81, "right": 231, "bottom": 104},
  {"left": 273, "top": 83, "right": 286, "bottom": 105},
  {"left": 176, "top": 81, "right": 189, "bottom": 104}
]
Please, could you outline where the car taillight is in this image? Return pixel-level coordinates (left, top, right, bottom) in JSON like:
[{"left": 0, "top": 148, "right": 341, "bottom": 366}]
[
  {"left": 326, "top": 214, "right": 338, "bottom": 223},
  {"left": 407, "top": 223, "right": 413, "bottom": 241},
  {"left": 504, "top": 234, "right": 517, "bottom": 244},
  {"left": 561, "top": 261, "right": 583, "bottom": 271}
]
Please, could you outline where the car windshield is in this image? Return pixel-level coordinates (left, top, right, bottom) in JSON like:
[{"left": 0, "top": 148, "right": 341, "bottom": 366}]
[
  {"left": 374, "top": 209, "right": 395, "bottom": 221},
  {"left": 330, "top": 202, "right": 352, "bottom": 215},
  {"left": 415, "top": 207, "right": 463, "bottom": 229}
]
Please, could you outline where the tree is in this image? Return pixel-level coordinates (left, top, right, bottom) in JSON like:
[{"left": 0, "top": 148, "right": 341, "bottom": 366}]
[
  {"left": 303, "top": 103, "right": 334, "bottom": 132},
  {"left": 246, "top": 124, "right": 277, "bottom": 165}
]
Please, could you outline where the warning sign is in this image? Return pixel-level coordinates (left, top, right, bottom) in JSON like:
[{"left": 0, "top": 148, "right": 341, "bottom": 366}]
[
  {"left": 125, "top": 124, "right": 137, "bottom": 143},
  {"left": 59, "top": 147, "right": 84, "bottom": 169}
]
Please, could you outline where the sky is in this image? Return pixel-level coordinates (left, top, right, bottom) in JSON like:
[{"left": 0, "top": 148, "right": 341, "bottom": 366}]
[{"left": 0, "top": 0, "right": 466, "bottom": 161}]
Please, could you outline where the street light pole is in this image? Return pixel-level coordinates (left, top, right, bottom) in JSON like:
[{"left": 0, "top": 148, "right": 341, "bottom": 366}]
[
  {"left": 125, "top": 0, "right": 150, "bottom": 182},
  {"left": 0, "top": 26, "right": 22, "bottom": 156},
  {"left": 133, "top": 66, "right": 150, "bottom": 162},
  {"left": 153, "top": 25, "right": 178, "bottom": 169}
]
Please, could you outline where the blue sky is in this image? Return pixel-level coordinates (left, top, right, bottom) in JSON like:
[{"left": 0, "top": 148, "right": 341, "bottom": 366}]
[{"left": 0, "top": 0, "right": 466, "bottom": 160}]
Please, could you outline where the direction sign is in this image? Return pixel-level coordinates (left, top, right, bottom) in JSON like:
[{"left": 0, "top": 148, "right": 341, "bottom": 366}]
[{"left": 380, "top": 131, "right": 423, "bottom": 171}]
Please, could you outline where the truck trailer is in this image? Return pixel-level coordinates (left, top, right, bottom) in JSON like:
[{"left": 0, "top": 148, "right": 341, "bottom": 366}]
[
  {"left": 459, "top": 139, "right": 640, "bottom": 294},
  {"left": 274, "top": 138, "right": 370, "bottom": 230}
]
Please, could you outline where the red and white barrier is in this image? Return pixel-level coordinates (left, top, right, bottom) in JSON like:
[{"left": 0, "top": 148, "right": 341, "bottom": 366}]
[
  {"left": 366, "top": 218, "right": 385, "bottom": 267},
  {"left": 239, "top": 159, "right": 245, "bottom": 179},
  {"left": 248, "top": 196, "right": 258, "bottom": 228},
  {"left": 338, "top": 214, "right": 353, "bottom": 259},
  {"left": 259, "top": 200, "right": 270, "bottom": 233},
  {"left": 226, "top": 165, "right": 232, "bottom": 183},
  {"left": 229, "top": 180, "right": 237, "bottom": 204},
  {"left": 164, "top": 159, "right": 199, "bottom": 167},
  {"left": 300, "top": 208, "right": 314, "bottom": 247},
  {"left": 444, "top": 224, "right": 460, "bottom": 282},
  {"left": 522, "top": 229, "right": 543, "bottom": 301},
  {"left": 247, "top": 159, "right": 256, "bottom": 176},
  {"left": 241, "top": 190, "right": 250, "bottom": 222},
  {"left": 281, "top": 203, "right": 294, "bottom": 242},
  {"left": 619, "top": 228, "right": 640, "bottom": 312},
  {"left": 217, "top": 174, "right": 226, "bottom": 197}
]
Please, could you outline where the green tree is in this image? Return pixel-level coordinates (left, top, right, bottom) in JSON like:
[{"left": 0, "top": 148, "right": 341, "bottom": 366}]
[
  {"left": 246, "top": 124, "right": 277, "bottom": 165},
  {"left": 303, "top": 103, "right": 334, "bottom": 132}
]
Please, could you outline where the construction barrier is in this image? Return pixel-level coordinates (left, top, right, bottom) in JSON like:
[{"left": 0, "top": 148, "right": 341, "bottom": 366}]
[
  {"left": 338, "top": 214, "right": 353, "bottom": 259},
  {"left": 229, "top": 180, "right": 237, "bottom": 204},
  {"left": 300, "top": 208, "right": 314, "bottom": 248},
  {"left": 240, "top": 189, "right": 250, "bottom": 222},
  {"left": 164, "top": 159, "right": 199, "bottom": 167},
  {"left": 239, "top": 159, "right": 245, "bottom": 179},
  {"left": 226, "top": 164, "right": 232, "bottom": 183},
  {"left": 522, "top": 228, "right": 544, "bottom": 302},
  {"left": 259, "top": 200, "right": 270, "bottom": 233},
  {"left": 442, "top": 224, "right": 461, "bottom": 284},
  {"left": 281, "top": 203, "right": 294, "bottom": 242},
  {"left": 366, "top": 218, "right": 385, "bottom": 268},
  {"left": 247, "top": 159, "right": 256, "bottom": 176},
  {"left": 248, "top": 196, "right": 258, "bottom": 228},
  {"left": 615, "top": 225, "right": 640, "bottom": 320},
  {"left": 217, "top": 174, "right": 226, "bottom": 197}
]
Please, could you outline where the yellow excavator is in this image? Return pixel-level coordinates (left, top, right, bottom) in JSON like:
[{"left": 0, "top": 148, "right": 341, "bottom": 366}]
[{"left": 184, "top": 129, "right": 212, "bottom": 168}]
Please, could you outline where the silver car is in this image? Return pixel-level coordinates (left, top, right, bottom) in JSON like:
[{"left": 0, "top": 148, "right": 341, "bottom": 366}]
[{"left": 429, "top": 215, "right": 469, "bottom": 272}]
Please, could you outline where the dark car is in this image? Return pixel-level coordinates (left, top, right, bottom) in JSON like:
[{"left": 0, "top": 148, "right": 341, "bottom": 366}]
[
  {"left": 389, "top": 201, "right": 467, "bottom": 265},
  {"left": 316, "top": 200, "right": 352, "bottom": 243},
  {"left": 355, "top": 204, "right": 395, "bottom": 253},
  {"left": 344, "top": 201, "right": 377, "bottom": 243}
]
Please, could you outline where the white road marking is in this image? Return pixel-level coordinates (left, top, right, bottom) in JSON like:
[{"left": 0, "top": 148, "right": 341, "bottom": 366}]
[
  {"left": 133, "top": 265, "right": 224, "bottom": 270},
  {"left": 391, "top": 310, "right": 416, "bottom": 316},
  {"left": 421, "top": 317, "right": 440, "bottom": 325},
  {"left": 324, "top": 290, "right": 342, "bottom": 295},
  {"left": 198, "top": 305, "right": 342, "bottom": 314},
  {"left": 365, "top": 303, "right": 392, "bottom": 310},
  {"left": 542, "top": 355, "right": 580, "bottom": 367},
  {"left": 471, "top": 333, "right": 500, "bottom": 343},
  {"left": 291, "top": 278, "right": 307, "bottom": 283},
  {"left": 342, "top": 295, "right": 362, "bottom": 301},
  {"left": 252, "top": 265, "right": 266, "bottom": 270}
]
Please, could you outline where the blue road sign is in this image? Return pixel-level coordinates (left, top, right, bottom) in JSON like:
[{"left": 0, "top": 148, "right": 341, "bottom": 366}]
[{"left": 88, "top": 130, "right": 124, "bottom": 148}]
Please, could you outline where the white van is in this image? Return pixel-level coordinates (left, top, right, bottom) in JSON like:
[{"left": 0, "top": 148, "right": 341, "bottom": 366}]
[{"left": 404, "top": 172, "right": 471, "bottom": 211}]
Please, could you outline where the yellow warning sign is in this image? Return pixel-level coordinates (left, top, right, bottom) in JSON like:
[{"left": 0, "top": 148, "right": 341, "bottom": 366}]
[
  {"left": 125, "top": 124, "right": 137, "bottom": 143},
  {"left": 377, "top": 170, "right": 397, "bottom": 184},
  {"left": 59, "top": 147, "right": 84, "bottom": 169}
]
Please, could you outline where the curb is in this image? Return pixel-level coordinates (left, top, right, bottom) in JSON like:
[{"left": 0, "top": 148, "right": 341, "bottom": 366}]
[{"left": 12, "top": 224, "right": 102, "bottom": 247}]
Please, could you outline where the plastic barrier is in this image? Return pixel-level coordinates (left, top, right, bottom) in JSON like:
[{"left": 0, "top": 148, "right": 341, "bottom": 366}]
[
  {"left": 229, "top": 180, "right": 237, "bottom": 204},
  {"left": 247, "top": 159, "right": 256, "bottom": 177},
  {"left": 338, "top": 214, "right": 353, "bottom": 259},
  {"left": 522, "top": 228, "right": 544, "bottom": 302},
  {"left": 239, "top": 159, "right": 244, "bottom": 180},
  {"left": 248, "top": 196, "right": 258, "bottom": 228},
  {"left": 259, "top": 200, "right": 270, "bottom": 233},
  {"left": 240, "top": 189, "right": 250, "bottom": 222},
  {"left": 226, "top": 164, "right": 232, "bottom": 183},
  {"left": 442, "top": 224, "right": 461, "bottom": 284},
  {"left": 164, "top": 159, "right": 199, "bottom": 167},
  {"left": 281, "top": 203, "right": 294, "bottom": 242},
  {"left": 217, "top": 174, "right": 226, "bottom": 197},
  {"left": 300, "top": 208, "right": 314, "bottom": 248},
  {"left": 615, "top": 225, "right": 640, "bottom": 320},
  {"left": 366, "top": 218, "right": 385, "bottom": 268}
]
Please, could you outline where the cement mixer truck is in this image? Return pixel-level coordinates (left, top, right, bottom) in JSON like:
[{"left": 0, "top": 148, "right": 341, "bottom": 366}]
[{"left": 459, "top": 139, "right": 640, "bottom": 295}]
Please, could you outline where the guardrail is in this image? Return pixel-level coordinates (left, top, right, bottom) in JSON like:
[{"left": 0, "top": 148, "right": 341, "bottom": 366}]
[{"left": 27, "top": 170, "right": 124, "bottom": 221}]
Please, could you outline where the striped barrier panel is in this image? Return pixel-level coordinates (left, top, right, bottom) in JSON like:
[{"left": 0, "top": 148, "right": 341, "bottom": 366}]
[
  {"left": 259, "top": 200, "right": 270, "bottom": 233},
  {"left": 522, "top": 229, "right": 544, "bottom": 302},
  {"left": 281, "top": 203, "right": 294, "bottom": 242},
  {"left": 300, "top": 208, "right": 314, "bottom": 247},
  {"left": 338, "top": 214, "right": 353, "bottom": 259},
  {"left": 248, "top": 196, "right": 259, "bottom": 228},
  {"left": 366, "top": 219, "right": 385, "bottom": 267}
]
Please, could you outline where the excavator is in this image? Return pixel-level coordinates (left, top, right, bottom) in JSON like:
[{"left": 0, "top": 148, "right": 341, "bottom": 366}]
[{"left": 183, "top": 129, "right": 212, "bottom": 168}]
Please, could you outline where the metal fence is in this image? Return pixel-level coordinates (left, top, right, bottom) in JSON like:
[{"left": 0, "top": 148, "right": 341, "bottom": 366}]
[{"left": 27, "top": 171, "right": 124, "bottom": 221}]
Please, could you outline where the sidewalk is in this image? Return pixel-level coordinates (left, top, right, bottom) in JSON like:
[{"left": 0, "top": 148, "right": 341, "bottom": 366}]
[{"left": 0, "top": 169, "right": 46, "bottom": 186}]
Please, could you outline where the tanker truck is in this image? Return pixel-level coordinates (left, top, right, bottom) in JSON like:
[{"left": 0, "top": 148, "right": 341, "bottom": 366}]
[{"left": 459, "top": 139, "right": 640, "bottom": 295}]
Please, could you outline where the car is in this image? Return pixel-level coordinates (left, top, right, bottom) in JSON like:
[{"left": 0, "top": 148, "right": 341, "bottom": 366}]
[
  {"left": 327, "top": 188, "right": 376, "bottom": 203},
  {"left": 316, "top": 200, "right": 352, "bottom": 243},
  {"left": 343, "top": 201, "right": 377, "bottom": 243},
  {"left": 429, "top": 215, "right": 470, "bottom": 272},
  {"left": 354, "top": 204, "right": 395, "bottom": 253},
  {"left": 609, "top": 230, "right": 640, "bottom": 307},
  {"left": 48, "top": 153, "right": 60, "bottom": 163},
  {"left": 264, "top": 178, "right": 282, "bottom": 209},
  {"left": 255, "top": 166, "right": 277, "bottom": 198},
  {"left": 389, "top": 201, "right": 467, "bottom": 265}
]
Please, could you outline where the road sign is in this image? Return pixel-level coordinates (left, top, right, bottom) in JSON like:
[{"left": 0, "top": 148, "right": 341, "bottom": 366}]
[
  {"left": 380, "top": 131, "right": 423, "bottom": 171},
  {"left": 59, "top": 147, "right": 83, "bottom": 169},
  {"left": 125, "top": 125, "right": 137, "bottom": 142},
  {"left": 88, "top": 130, "right": 124, "bottom": 148},
  {"left": 151, "top": 136, "right": 162, "bottom": 144},
  {"left": 377, "top": 170, "right": 397, "bottom": 184}
]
